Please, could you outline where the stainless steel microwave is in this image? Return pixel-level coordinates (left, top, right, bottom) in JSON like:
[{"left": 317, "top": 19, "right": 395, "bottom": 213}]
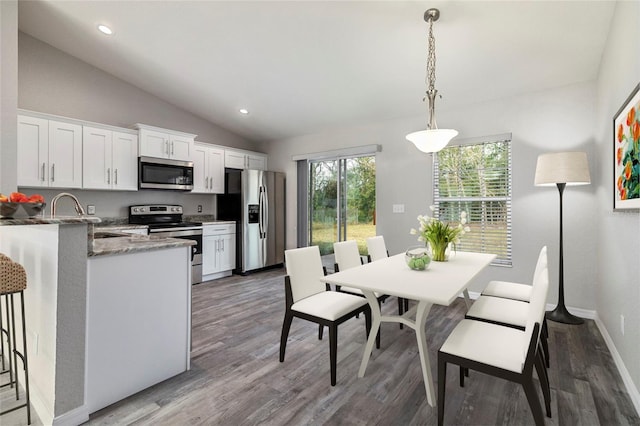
[{"left": 139, "top": 156, "right": 194, "bottom": 191}]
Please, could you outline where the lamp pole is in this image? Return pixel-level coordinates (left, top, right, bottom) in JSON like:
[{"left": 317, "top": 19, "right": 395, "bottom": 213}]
[{"left": 546, "top": 182, "right": 584, "bottom": 324}]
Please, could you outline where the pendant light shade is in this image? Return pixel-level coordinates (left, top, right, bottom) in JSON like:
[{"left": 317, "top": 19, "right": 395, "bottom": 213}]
[
  {"left": 406, "top": 129, "right": 458, "bottom": 153},
  {"left": 406, "top": 8, "right": 457, "bottom": 154}
]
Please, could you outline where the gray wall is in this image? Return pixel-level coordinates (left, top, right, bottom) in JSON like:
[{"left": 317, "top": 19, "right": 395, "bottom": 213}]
[
  {"left": 594, "top": 0, "right": 640, "bottom": 405},
  {"left": 266, "top": 81, "right": 597, "bottom": 310},
  {"left": 0, "top": 1, "right": 18, "bottom": 194},
  {"left": 19, "top": 32, "right": 255, "bottom": 151},
  {"left": 16, "top": 32, "right": 259, "bottom": 217}
]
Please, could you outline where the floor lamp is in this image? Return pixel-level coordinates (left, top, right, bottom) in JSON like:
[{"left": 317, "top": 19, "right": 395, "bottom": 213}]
[{"left": 534, "top": 151, "right": 590, "bottom": 324}]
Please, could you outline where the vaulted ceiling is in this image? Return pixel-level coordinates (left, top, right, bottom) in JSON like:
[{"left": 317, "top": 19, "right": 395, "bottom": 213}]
[{"left": 18, "top": 1, "right": 615, "bottom": 142}]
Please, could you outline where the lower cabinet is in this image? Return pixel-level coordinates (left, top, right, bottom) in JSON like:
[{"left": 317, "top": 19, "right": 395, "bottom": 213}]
[{"left": 202, "top": 223, "right": 236, "bottom": 280}]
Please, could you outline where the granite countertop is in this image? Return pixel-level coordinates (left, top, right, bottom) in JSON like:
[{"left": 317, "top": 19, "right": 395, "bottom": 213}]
[
  {"left": 89, "top": 234, "right": 195, "bottom": 257},
  {"left": 0, "top": 216, "right": 102, "bottom": 226}
]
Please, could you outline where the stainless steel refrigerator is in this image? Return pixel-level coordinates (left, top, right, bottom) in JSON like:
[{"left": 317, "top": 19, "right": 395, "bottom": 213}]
[{"left": 217, "top": 169, "right": 285, "bottom": 274}]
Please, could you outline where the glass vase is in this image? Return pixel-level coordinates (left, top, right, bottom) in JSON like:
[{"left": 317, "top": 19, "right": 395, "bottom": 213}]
[{"left": 428, "top": 240, "right": 450, "bottom": 262}]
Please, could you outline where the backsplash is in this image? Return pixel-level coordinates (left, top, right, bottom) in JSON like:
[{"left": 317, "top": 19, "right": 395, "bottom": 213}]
[{"left": 20, "top": 188, "right": 217, "bottom": 218}]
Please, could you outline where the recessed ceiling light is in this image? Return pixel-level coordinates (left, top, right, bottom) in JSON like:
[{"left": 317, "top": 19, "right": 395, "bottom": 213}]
[
  {"left": 97, "top": 25, "right": 113, "bottom": 35},
  {"left": 239, "top": 108, "right": 249, "bottom": 115}
]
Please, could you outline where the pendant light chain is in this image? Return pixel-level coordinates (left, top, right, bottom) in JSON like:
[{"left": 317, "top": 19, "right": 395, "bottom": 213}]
[{"left": 426, "top": 17, "right": 436, "bottom": 93}]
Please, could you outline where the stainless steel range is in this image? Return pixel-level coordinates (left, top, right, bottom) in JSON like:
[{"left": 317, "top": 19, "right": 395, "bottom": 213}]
[{"left": 129, "top": 204, "right": 203, "bottom": 284}]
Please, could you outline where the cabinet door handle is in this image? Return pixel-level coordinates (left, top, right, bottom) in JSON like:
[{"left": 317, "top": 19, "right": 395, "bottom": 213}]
[
  {"left": 165, "top": 140, "right": 170, "bottom": 155},
  {"left": 114, "top": 169, "right": 118, "bottom": 185},
  {"left": 209, "top": 177, "right": 213, "bottom": 190},
  {"left": 51, "top": 164, "right": 55, "bottom": 182},
  {"left": 221, "top": 239, "right": 224, "bottom": 251},
  {"left": 171, "top": 141, "right": 174, "bottom": 156},
  {"left": 41, "top": 163, "right": 46, "bottom": 181},
  {"left": 107, "top": 168, "right": 111, "bottom": 184},
  {"left": 205, "top": 176, "right": 209, "bottom": 189}
]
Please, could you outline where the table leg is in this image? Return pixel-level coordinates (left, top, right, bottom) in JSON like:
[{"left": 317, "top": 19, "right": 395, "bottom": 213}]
[
  {"left": 357, "top": 291, "right": 381, "bottom": 378},
  {"left": 462, "top": 289, "right": 472, "bottom": 311},
  {"left": 415, "top": 300, "right": 435, "bottom": 406}
]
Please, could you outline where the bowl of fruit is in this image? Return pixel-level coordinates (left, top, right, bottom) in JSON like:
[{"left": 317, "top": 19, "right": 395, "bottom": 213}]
[
  {"left": 0, "top": 192, "right": 46, "bottom": 218},
  {"left": 405, "top": 246, "right": 431, "bottom": 271}
]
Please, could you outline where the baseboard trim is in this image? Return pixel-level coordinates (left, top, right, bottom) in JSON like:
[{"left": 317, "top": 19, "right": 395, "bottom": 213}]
[
  {"left": 52, "top": 404, "right": 89, "bottom": 426},
  {"left": 593, "top": 314, "right": 640, "bottom": 416}
]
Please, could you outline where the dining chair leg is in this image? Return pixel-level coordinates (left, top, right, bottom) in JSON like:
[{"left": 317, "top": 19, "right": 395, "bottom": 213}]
[
  {"left": 364, "top": 307, "right": 372, "bottom": 343},
  {"left": 535, "top": 352, "right": 551, "bottom": 417},
  {"left": 522, "top": 377, "right": 546, "bottom": 426},
  {"left": 279, "top": 311, "right": 294, "bottom": 362},
  {"left": 459, "top": 366, "right": 465, "bottom": 387},
  {"left": 539, "top": 318, "right": 550, "bottom": 368},
  {"left": 329, "top": 324, "right": 338, "bottom": 386},
  {"left": 398, "top": 297, "right": 404, "bottom": 329},
  {"left": 437, "top": 356, "right": 447, "bottom": 426}
]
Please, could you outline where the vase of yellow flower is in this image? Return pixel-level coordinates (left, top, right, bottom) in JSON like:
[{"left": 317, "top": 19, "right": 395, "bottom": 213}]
[{"left": 410, "top": 206, "right": 470, "bottom": 262}]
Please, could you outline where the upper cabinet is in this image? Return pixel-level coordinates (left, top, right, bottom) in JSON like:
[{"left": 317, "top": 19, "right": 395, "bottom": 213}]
[
  {"left": 135, "top": 124, "right": 196, "bottom": 162},
  {"left": 224, "top": 148, "right": 267, "bottom": 170},
  {"left": 18, "top": 115, "right": 83, "bottom": 188},
  {"left": 192, "top": 142, "right": 224, "bottom": 194},
  {"left": 83, "top": 126, "right": 138, "bottom": 191}
]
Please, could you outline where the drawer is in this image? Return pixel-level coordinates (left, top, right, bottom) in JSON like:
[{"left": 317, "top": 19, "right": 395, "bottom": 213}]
[{"left": 203, "top": 224, "right": 235, "bottom": 236}]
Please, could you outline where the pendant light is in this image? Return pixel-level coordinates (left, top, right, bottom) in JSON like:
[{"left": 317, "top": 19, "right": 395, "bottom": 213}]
[{"left": 406, "top": 8, "right": 458, "bottom": 153}]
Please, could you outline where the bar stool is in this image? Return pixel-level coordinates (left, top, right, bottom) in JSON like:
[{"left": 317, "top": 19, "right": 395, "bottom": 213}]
[{"left": 0, "top": 253, "right": 31, "bottom": 424}]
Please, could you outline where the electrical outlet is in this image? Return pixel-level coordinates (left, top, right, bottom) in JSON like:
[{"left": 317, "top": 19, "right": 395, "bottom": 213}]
[
  {"left": 197, "top": 205, "right": 203, "bottom": 213},
  {"left": 87, "top": 205, "right": 96, "bottom": 215},
  {"left": 392, "top": 204, "right": 405, "bottom": 213},
  {"left": 620, "top": 314, "right": 625, "bottom": 336}
]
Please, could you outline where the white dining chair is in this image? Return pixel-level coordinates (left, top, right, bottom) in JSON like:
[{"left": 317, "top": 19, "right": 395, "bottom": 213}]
[
  {"left": 333, "top": 240, "right": 388, "bottom": 348},
  {"left": 280, "top": 246, "right": 372, "bottom": 386},
  {"left": 366, "top": 236, "right": 408, "bottom": 329},
  {"left": 437, "top": 255, "right": 550, "bottom": 425},
  {"left": 467, "top": 246, "right": 551, "bottom": 367}
]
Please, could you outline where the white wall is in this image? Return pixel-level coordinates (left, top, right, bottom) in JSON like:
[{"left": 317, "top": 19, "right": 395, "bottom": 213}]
[
  {"left": 267, "top": 81, "right": 598, "bottom": 310},
  {"left": 595, "top": 0, "right": 640, "bottom": 406}
]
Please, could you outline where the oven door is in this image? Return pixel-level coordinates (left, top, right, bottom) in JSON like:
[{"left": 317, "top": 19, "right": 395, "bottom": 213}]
[{"left": 139, "top": 156, "right": 194, "bottom": 191}]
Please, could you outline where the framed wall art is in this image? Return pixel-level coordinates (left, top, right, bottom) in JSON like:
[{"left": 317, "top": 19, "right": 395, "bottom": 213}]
[{"left": 614, "top": 82, "right": 640, "bottom": 210}]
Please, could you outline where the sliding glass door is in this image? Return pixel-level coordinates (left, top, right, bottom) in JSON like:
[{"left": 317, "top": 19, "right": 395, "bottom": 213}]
[{"left": 308, "top": 155, "right": 376, "bottom": 256}]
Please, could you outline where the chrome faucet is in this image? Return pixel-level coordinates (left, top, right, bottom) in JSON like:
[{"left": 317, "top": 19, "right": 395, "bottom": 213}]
[{"left": 50, "top": 192, "right": 87, "bottom": 217}]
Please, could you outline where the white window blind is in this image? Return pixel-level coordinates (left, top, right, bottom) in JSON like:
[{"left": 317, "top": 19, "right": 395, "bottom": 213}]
[{"left": 433, "top": 136, "right": 512, "bottom": 266}]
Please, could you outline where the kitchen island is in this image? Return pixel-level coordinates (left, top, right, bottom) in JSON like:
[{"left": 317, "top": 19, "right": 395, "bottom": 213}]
[{"left": 0, "top": 218, "right": 194, "bottom": 425}]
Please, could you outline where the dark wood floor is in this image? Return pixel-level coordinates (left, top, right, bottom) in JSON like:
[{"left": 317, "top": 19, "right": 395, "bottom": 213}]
[{"left": 3, "top": 267, "right": 638, "bottom": 425}]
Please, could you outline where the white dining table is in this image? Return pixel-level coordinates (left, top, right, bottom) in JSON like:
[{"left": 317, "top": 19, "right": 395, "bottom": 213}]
[{"left": 321, "top": 251, "right": 496, "bottom": 406}]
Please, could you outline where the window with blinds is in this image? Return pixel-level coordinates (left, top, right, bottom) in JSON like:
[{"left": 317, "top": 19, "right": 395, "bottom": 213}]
[{"left": 433, "top": 136, "right": 512, "bottom": 266}]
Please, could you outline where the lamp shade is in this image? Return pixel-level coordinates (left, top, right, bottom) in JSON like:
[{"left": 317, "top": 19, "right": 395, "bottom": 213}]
[
  {"left": 406, "top": 129, "right": 459, "bottom": 153},
  {"left": 534, "top": 151, "right": 591, "bottom": 186}
]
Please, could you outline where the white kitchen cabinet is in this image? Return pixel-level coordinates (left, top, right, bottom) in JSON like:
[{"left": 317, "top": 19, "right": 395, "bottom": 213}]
[
  {"left": 224, "top": 149, "right": 267, "bottom": 170},
  {"left": 192, "top": 142, "right": 224, "bottom": 194},
  {"left": 202, "top": 223, "right": 236, "bottom": 280},
  {"left": 135, "top": 124, "right": 196, "bottom": 162},
  {"left": 83, "top": 126, "right": 138, "bottom": 191},
  {"left": 18, "top": 115, "right": 82, "bottom": 188}
]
